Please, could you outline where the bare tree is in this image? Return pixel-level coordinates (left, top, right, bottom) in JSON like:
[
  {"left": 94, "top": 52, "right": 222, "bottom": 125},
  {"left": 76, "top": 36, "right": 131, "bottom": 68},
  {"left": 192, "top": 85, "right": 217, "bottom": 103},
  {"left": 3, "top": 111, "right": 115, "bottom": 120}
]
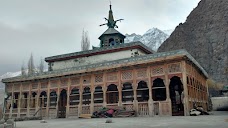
[
  {"left": 39, "top": 57, "right": 44, "bottom": 73},
  {"left": 81, "top": 29, "right": 90, "bottom": 51},
  {"left": 28, "top": 53, "right": 35, "bottom": 75}
]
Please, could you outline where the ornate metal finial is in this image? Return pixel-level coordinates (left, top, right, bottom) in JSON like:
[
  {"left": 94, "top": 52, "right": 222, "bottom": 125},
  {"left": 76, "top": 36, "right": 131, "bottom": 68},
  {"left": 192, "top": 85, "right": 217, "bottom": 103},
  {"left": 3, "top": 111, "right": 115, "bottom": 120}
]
[
  {"left": 99, "top": 3, "right": 124, "bottom": 28},
  {"left": 110, "top": 1, "right": 112, "bottom": 10}
]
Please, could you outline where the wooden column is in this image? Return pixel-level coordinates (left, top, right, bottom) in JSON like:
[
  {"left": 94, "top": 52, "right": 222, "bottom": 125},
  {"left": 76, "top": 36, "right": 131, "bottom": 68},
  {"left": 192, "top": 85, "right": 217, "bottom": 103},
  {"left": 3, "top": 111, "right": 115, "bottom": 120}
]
[
  {"left": 132, "top": 69, "right": 138, "bottom": 114},
  {"left": 36, "top": 82, "right": 40, "bottom": 117},
  {"left": 164, "top": 64, "right": 172, "bottom": 116},
  {"left": 46, "top": 80, "right": 50, "bottom": 118},
  {"left": 56, "top": 79, "right": 61, "bottom": 118},
  {"left": 66, "top": 78, "right": 71, "bottom": 118},
  {"left": 147, "top": 66, "right": 153, "bottom": 116},
  {"left": 10, "top": 84, "right": 14, "bottom": 118},
  {"left": 78, "top": 76, "right": 83, "bottom": 115},
  {"left": 18, "top": 83, "right": 22, "bottom": 118},
  {"left": 27, "top": 83, "right": 31, "bottom": 117},
  {"left": 103, "top": 72, "right": 107, "bottom": 107},
  {"left": 118, "top": 71, "right": 122, "bottom": 106},
  {"left": 90, "top": 75, "right": 95, "bottom": 114},
  {"left": 182, "top": 61, "right": 189, "bottom": 116}
]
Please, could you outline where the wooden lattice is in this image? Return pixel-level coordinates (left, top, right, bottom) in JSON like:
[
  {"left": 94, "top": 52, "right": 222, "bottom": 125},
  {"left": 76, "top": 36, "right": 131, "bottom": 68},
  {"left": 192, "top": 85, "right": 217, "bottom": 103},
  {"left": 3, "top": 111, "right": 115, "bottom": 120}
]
[
  {"left": 60, "top": 78, "right": 68, "bottom": 87},
  {"left": 186, "top": 64, "right": 191, "bottom": 74},
  {"left": 6, "top": 84, "right": 12, "bottom": 92},
  {"left": 122, "top": 71, "right": 133, "bottom": 80},
  {"left": 50, "top": 81, "right": 58, "bottom": 88},
  {"left": 168, "top": 63, "right": 181, "bottom": 73},
  {"left": 137, "top": 69, "right": 147, "bottom": 78},
  {"left": 14, "top": 84, "right": 20, "bottom": 91},
  {"left": 22, "top": 84, "right": 29, "bottom": 91},
  {"left": 69, "top": 106, "right": 78, "bottom": 116},
  {"left": 49, "top": 108, "right": 57, "bottom": 118},
  {"left": 41, "top": 82, "right": 47, "bottom": 89},
  {"left": 95, "top": 75, "right": 103, "bottom": 83},
  {"left": 71, "top": 77, "right": 80, "bottom": 85},
  {"left": 123, "top": 104, "right": 134, "bottom": 111},
  {"left": 32, "top": 83, "right": 38, "bottom": 90},
  {"left": 138, "top": 103, "right": 149, "bottom": 116},
  {"left": 161, "top": 102, "right": 170, "bottom": 115},
  {"left": 82, "top": 105, "right": 90, "bottom": 114},
  {"left": 151, "top": 66, "right": 164, "bottom": 75},
  {"left": 94, "top": 105, "right": 103, "bottom": 112},
  {"left": 83, "top": 76, "right": 91, "bottom": 84},
  {"left": 107, "top": 73, "right": 117, "bottom": 81}
]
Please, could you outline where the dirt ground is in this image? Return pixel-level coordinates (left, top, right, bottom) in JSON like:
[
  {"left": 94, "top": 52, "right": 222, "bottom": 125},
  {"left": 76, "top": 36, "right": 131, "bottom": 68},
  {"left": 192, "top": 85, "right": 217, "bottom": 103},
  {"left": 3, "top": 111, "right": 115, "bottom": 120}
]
[{"left": 15, "top": 111, "right": 228, "bottom": 128}]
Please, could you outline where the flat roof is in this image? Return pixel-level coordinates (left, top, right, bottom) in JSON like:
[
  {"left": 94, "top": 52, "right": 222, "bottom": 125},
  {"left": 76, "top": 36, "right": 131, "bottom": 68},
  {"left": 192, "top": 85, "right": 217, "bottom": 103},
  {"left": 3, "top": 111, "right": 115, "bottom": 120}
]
[{"left": 2, "top": 49, "right": 208, "bottom": 83}]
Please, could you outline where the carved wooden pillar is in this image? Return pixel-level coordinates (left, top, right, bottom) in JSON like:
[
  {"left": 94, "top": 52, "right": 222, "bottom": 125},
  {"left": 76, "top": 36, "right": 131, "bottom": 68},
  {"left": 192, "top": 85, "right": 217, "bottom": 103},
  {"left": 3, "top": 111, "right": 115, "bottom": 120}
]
[
  {"left": 18, "top": 83, "right": 22, "bottom": 118},
  {"left": 56, "top": 79, "right": 61, "bottom": 118},
  {"left": 10, "top": 84, "right": 14, "bottom": 118},
  {"left": 133, "top": 69, "right": 138, "bottom": 114},
  {"left": 147, "top": 66, "right": 153, "bottom": 116},
  {"left": 27, "top": 84, "right": 31, "bottom": 117},
  {"left": 90, "top": 75, "right": 95, "bottom": 114},
  {"left": 78, "top": 76, "right": 83, "bottom": 115},
  {"left": 66, "top": 78, "right": 71, "bottom": 118},
  {"left": 164, "top": 64, "right": 172, "bottom": 116},
  {"left": 103, "top": 72, "right": 107, "bottom": 107},
  {"left": 182, "top": 61, "right": 189, "bottom": 116},
  {"left": 46, "top": 80, "right": 50, "bottom": 118},
  {"left": 118, "top": 71, "right": 122, "bottom": 106}
]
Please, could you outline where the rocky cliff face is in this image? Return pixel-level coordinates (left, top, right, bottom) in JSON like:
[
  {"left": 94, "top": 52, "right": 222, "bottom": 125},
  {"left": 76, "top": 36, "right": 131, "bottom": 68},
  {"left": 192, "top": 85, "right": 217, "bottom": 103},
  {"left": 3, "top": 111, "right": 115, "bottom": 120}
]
[{"left": 158, "top": 0, "right": 228, "bottom": 85}]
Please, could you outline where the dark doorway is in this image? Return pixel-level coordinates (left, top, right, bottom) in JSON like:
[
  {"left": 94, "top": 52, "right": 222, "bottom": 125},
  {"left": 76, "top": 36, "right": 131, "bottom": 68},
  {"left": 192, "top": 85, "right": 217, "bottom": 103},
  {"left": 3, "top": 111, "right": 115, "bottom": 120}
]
[
  {"left": 169, "top": 76, "right": 184, "bottom": 116},
  {"left": 58, "top": 89, "right": 67, "bottom": 118},
  {"left": 106, "top": 84, "right": 119, "bottom": 104}
]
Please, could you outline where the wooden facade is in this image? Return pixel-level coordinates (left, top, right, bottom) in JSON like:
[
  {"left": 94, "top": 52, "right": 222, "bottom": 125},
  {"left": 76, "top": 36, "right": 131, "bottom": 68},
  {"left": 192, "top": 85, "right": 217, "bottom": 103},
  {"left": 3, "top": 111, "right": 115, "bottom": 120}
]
[{"left": 3, "top": 57, "right": 208, "bottom": 119}]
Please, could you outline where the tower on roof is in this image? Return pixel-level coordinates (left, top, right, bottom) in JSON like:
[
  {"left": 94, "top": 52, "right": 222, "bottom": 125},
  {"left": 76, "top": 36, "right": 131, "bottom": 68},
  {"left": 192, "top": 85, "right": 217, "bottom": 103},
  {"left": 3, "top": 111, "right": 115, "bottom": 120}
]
[{"left": 99, "top": 3, "right": 125, "bottom": 47}]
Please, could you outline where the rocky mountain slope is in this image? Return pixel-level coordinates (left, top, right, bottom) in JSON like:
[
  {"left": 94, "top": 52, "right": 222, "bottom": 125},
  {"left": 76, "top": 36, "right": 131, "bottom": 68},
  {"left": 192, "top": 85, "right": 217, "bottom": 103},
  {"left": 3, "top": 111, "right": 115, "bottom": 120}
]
[
  {"left": 125, "top": 28, "right": 171, "bottom": 51},
  {"left": 0, "top": 71, "right": 21, "bottom": 89},
  {"left": 158, "top": 0, "right": 228, "bottom": 85}
]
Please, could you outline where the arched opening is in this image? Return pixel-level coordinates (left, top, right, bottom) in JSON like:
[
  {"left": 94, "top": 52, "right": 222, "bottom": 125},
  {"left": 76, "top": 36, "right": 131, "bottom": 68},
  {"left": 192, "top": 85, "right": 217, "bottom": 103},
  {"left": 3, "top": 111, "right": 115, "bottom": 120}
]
[
  {"left": 122, "top": 83, "right": 134, "bottom": 103},
  {"left": 58, "top": 89, "right": 67, "bottom": 118},
  {"left": 5, "top": 93, "right": 12, "bottom": 111},
  {"left": 137, "top": 81, "right": 149, "bottom": 102},
  {"left": 70, "top": 88, "right": 80, "bottom": 105},
  {"left": 82, "top": 87, "right": 91, "bottom": 105},
  {"left": 31, "top": 92, "right": 37, "bottom": 108},
  {"left": 109, "top": 38, "right": 115, "bottom": 46},
  {"left": 169, "top": 76, "right": 184, "bottom": 116},
  {"left": 106, "top": 84, "right": 118, "bottom": 104},
  {"left": 22, "top": 92, "right": 28, "bottom": 108},
  {"left": 94, "top": 86, "right": 103, "bottom": 104},
  {"left": 152, "top": 78, "right": 166, "bottom": 101},
  {"left": 39, "top": 91, "right": 47, "bottom": 107},
  {"left": 13, "top": 92, "right": 19, "bottom": 108},
  {"left": 50, "top": 91, "right": 57, "bottom": 107}
]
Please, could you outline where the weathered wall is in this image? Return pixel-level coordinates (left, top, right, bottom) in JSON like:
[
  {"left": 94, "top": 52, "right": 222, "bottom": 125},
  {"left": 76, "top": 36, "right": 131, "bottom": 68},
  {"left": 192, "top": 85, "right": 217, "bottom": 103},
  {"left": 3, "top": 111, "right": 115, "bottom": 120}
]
[{"left": 51, "top": 49, "right": 146, "bottom": 70}]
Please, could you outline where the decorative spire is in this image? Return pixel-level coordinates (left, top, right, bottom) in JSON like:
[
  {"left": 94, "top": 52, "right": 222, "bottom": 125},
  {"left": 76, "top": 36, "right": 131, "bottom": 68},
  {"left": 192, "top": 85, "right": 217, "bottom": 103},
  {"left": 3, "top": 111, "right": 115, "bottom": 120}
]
[{"left": 100, "top": 3, "right": 124, "bottom": 28}]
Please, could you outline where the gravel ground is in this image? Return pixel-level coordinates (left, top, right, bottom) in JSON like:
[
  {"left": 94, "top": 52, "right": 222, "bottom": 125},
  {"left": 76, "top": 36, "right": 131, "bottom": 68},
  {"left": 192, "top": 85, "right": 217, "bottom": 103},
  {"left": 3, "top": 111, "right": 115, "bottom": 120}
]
[{"left": 15, "top": 111, "right": 228, "bottom": 128}]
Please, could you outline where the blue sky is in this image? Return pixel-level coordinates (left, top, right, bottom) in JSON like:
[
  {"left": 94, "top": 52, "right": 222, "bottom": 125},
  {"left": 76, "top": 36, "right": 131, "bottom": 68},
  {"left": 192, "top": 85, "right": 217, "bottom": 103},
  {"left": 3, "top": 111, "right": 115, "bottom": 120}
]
[{"left": 0, "top": 0, "right": 200, "bottom": 75}]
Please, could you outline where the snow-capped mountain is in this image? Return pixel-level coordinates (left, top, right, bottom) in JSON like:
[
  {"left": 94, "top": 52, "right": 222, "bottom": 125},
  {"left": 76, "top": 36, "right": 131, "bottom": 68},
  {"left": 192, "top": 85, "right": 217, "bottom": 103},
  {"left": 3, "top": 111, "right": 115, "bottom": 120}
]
[
  {"left": 163, "top": 29, "right": 174, "bottom": 35},
  {"left": 0, "top": 71, "right": 21, "bottom": 89},
  {"left": 125, "top": 28, "right": 172, "bottom": 51}
]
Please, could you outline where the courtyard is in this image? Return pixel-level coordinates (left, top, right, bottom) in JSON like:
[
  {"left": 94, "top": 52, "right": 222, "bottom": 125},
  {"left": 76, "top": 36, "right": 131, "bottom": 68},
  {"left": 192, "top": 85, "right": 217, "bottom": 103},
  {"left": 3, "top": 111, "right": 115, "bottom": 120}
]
[{"left": 15, "top": 111, "right": 228, "bottom": 128}]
